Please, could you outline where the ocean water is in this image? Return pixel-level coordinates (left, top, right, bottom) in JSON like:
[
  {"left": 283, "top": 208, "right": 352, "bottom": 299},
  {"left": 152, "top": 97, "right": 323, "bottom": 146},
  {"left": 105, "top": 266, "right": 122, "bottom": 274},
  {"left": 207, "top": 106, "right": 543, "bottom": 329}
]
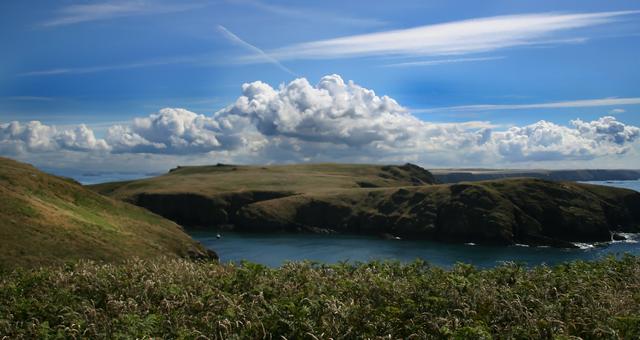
[
  {"left": 580, "top": 179, "right": 640, "bottom": 192},
  {"left": 191, "top": 231, "right": 639, "bottom": 268},
  {"left": 191, "top": 180, "right": 640, "bottom": 267}
]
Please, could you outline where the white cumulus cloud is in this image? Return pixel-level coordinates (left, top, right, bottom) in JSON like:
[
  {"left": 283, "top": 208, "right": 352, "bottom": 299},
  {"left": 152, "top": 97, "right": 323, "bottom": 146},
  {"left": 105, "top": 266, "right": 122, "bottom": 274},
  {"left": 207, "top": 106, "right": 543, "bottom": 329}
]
[
  {"left": 0, "top": 121, "right": 109, "bottom": 154},
  {"left": 217, "top": 74, "right": 418, "bottom": 147},
  {"left": 493, "top": 117, "right": 640, "bottom": 162},
  {"left": 106, "top": 108, "right": 261, "bottom": 154},
  {"left": 1, "top": 75, "right": 639, "bottom": 171},
  {"left": 215, "top": 75, "right": 640, "bottom": 164}
]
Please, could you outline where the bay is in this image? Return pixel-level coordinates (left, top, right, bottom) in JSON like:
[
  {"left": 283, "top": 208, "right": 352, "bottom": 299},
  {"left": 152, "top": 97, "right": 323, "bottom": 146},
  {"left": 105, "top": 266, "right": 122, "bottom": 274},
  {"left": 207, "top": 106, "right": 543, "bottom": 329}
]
[
  {"left": 189, "top": 179, "right": 640, "bottom": 268},
  {"left": 191, "top": 231, "right": 640, "bottom": 268}
]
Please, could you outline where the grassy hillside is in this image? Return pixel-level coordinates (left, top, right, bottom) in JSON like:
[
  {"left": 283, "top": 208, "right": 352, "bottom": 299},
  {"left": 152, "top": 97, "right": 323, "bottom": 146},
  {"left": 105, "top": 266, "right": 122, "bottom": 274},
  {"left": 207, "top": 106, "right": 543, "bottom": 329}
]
[
  {"left": 2, "top": 256, "right": 639, "bottom": 338},
  {"left": 90, "top": 163, "right": 436, "bottom": 230},
  {"left": 237, "top": 178, "right": 640, "bottom": 246},
  {"left": 0, "top": 157, "right": 215, "bottom": 270},
  {"left": 92, "top": 162, "right": 640, "bottom": 247},
  {"left": 92, "top": 162, "right": 435, "bottom": 198}
]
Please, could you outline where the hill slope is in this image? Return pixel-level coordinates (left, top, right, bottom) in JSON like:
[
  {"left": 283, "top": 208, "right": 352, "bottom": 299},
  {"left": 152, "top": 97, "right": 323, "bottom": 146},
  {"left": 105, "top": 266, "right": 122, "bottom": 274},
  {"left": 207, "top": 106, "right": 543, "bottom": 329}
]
[
  {"left": 0, "top": 157, "right": 215, "bottom": 270},
  {"left": 90, "top": 163, "right": 435, "bottom": 228},
  {"left": 91, "top": 163, "right": 640, "bottom": 247},
  {"left": 93, "top": 163, "right": 435, "bottom": 197}
]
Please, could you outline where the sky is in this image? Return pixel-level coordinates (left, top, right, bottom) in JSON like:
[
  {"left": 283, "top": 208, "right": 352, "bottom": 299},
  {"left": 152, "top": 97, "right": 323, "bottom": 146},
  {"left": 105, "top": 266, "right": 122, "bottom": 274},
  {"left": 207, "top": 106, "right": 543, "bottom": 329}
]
[{"left": 1, "top": 0, "right": 640, "bottom": 177}]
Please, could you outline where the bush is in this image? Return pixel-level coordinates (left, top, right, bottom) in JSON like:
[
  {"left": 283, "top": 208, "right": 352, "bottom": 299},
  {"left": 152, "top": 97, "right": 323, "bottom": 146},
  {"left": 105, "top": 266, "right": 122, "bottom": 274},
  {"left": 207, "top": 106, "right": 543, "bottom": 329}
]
[{"left": 1, "top": 256, "right": 639, "bottom": 339}]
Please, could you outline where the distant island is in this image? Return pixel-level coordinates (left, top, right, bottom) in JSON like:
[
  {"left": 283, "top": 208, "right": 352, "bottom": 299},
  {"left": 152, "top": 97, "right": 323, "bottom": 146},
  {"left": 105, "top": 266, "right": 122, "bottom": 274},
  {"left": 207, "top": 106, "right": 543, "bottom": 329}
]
[
  {"left": 430, "top": 168, "right": 640, "bottom": 183},
  {"left": 90, "top": 163, "right": 640, "bottom": 249}
]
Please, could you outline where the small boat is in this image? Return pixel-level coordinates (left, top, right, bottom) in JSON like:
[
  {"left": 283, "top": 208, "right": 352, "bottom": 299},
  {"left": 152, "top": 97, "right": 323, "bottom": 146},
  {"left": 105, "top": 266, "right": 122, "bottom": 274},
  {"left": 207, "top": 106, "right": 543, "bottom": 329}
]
[{"left": 216, "top": 233, "right": 222, "bottom": 239}]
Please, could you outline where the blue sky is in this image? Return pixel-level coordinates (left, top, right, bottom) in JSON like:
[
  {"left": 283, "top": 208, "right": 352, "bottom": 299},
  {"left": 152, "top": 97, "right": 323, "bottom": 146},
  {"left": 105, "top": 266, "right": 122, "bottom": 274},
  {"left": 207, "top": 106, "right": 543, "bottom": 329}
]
[{"left": 1, "top": 0, "right": 639, "bottom": 175}]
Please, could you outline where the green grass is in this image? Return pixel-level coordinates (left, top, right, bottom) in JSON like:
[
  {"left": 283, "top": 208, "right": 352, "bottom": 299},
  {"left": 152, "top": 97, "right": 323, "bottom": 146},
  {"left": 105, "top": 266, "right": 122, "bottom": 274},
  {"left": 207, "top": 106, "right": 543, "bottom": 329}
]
[
  {"left": 235, "top": 178, "right": 640, "bottom": 245},
  {"left": 89, "top": 160, "right": 640, "bottom": 247},
  {"left": 0, "top": 157, "right": 213, "bottom": 270},
  {"left": 1, "top": 256, "right": 639, "bottom": 339},
  {"left": 90, "top": 163, "right": 436, "bottom": 199}
]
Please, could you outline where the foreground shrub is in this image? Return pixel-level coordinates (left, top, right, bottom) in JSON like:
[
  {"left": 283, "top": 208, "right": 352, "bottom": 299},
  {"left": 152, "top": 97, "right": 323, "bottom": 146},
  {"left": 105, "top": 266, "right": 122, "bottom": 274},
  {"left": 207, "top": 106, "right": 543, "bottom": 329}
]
[{"left": 1, "top": 256, "right": 639, "bottom": 339}]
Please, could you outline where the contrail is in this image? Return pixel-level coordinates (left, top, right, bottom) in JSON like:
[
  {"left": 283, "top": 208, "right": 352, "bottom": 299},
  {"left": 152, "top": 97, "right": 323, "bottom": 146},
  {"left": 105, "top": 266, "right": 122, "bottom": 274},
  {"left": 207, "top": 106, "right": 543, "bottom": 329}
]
[{"left": 217, "top": 25, "right": 297, "bottom": 76}]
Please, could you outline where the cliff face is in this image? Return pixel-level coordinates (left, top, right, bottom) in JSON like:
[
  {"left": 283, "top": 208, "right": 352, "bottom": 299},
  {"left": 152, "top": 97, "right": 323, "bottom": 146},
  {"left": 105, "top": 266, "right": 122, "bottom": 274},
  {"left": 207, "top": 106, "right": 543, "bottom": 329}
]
[
  {"left": 129, "top": 191, "right": 291, "bottom": 228},
  {"left": 92, "top": 163, "right": 640, "bottom": 248},
  {"left": 0, "top": 157, "right": 216, "bottom": 270},
  {"left": 235, "top": 179, "right": 640, "bottom": 247}
]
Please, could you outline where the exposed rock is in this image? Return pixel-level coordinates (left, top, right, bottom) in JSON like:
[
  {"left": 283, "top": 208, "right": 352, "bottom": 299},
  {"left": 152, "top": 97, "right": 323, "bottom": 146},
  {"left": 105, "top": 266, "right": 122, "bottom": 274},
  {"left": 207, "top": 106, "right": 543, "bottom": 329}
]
[{"left": 612, "top": 233, "right": 627, "bottom": 241}]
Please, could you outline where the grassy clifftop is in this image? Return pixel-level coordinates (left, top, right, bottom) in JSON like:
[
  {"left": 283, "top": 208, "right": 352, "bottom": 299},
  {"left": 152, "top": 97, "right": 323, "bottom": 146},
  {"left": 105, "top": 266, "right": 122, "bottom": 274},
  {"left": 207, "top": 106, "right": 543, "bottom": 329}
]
[
  {"left": 92, "top": 162, "right": 435, "bottom": 198},
  {"left": 90, "top": 163, "right": 437, "bottom": 231},
  {"left": 0, "top": 157, "right": 215, "bottom": 270},
  {"left": 92, "top": 162, "right": 640, "bottom": 247}
]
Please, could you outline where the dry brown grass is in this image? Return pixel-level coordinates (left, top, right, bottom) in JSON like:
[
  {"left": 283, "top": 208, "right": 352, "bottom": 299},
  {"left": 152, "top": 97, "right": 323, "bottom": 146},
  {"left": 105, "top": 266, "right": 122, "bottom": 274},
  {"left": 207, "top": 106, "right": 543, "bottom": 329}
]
[{"left": 1, "top": 256, "right": 639, "bottom": 339}]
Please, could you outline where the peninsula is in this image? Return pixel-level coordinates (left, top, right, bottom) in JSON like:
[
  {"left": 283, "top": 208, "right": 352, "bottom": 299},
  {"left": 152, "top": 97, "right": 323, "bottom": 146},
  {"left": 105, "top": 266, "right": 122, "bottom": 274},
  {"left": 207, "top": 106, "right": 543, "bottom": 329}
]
[{"left": 91, "top": 163, "right": 640, "bottom": 248}]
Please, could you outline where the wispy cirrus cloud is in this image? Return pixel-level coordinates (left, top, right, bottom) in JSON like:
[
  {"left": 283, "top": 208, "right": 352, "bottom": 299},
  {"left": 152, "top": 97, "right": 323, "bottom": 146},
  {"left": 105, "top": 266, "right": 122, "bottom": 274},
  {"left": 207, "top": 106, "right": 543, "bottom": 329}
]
[
  {"left": 0, "top": 96, "right": 54, "bottom": 102},
  {"left": 40, "top": 1, "right": 202, "bottom": 28},
  {"left": 415, "top": 97, "right": 640, "bottom": 113},
  {"left": 230, "top": 0, "right": 386, "bottom": 28},
  {"left": 19, "top": 56, "right": 202, "bottom": 77},
  {"left": 384, "top": 56, "right": 505, "bottom": 67},
  {"left": 241, "top": 11, "right": 639, "bottom": 62},
  {"left": 217, "top": 25, "right": 297, "bottom": 76}
]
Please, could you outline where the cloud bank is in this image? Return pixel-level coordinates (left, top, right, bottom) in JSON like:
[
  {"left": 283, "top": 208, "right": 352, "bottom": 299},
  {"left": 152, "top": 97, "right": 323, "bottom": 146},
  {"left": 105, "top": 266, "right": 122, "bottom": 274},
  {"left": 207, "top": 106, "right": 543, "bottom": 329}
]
[
  {"left": 0, "top": 121, "right": 109, "bottom": 154},
  {"left": 2, "top": 75, "right": 639, "bottom": 170}
]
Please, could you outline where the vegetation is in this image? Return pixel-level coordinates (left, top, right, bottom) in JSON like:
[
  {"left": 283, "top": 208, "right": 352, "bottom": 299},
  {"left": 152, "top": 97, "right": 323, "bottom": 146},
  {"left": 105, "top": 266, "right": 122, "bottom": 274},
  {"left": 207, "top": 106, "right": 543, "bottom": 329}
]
[
  {"left": 2, "top": 158, "right": 639, "bottom": 338},
  {"left": 2, "top": 256, "right": 640, "bottom": 339},
  {"left": 91, "top": 162, "right": 640, "bottom": 247},
  {"left": 91, "top": 162, "right": 435, "bottom": 198},
  {"left": 239, "top": 178, "right": 640, "bottom": 246},
  {"left": 0, "top": 157, "right": 214, "bottom": 270}
]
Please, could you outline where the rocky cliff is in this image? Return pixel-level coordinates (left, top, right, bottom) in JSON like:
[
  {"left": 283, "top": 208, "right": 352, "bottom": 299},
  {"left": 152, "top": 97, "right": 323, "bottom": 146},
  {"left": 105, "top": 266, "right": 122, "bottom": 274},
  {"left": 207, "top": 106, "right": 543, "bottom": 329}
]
[{"left": 92, "top": 163, "right": 640, "bottom": 248}]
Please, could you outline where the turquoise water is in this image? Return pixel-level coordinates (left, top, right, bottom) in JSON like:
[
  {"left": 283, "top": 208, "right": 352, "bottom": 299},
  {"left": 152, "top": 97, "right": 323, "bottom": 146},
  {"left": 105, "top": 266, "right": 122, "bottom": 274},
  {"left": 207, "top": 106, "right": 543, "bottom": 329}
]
[{"left": 191, "top": 180, "right": 640, "bottom": 268}]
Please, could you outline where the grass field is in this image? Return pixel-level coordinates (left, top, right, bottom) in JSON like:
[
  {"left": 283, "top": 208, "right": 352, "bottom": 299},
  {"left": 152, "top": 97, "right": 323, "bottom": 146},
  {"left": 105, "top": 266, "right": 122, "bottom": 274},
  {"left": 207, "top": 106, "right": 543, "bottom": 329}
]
[
  {"left": 90, "top": 163, "right": 435, "bottom": 199},
  {"left": 1, "top": 256, "right": 639, "bottom": 339}
]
